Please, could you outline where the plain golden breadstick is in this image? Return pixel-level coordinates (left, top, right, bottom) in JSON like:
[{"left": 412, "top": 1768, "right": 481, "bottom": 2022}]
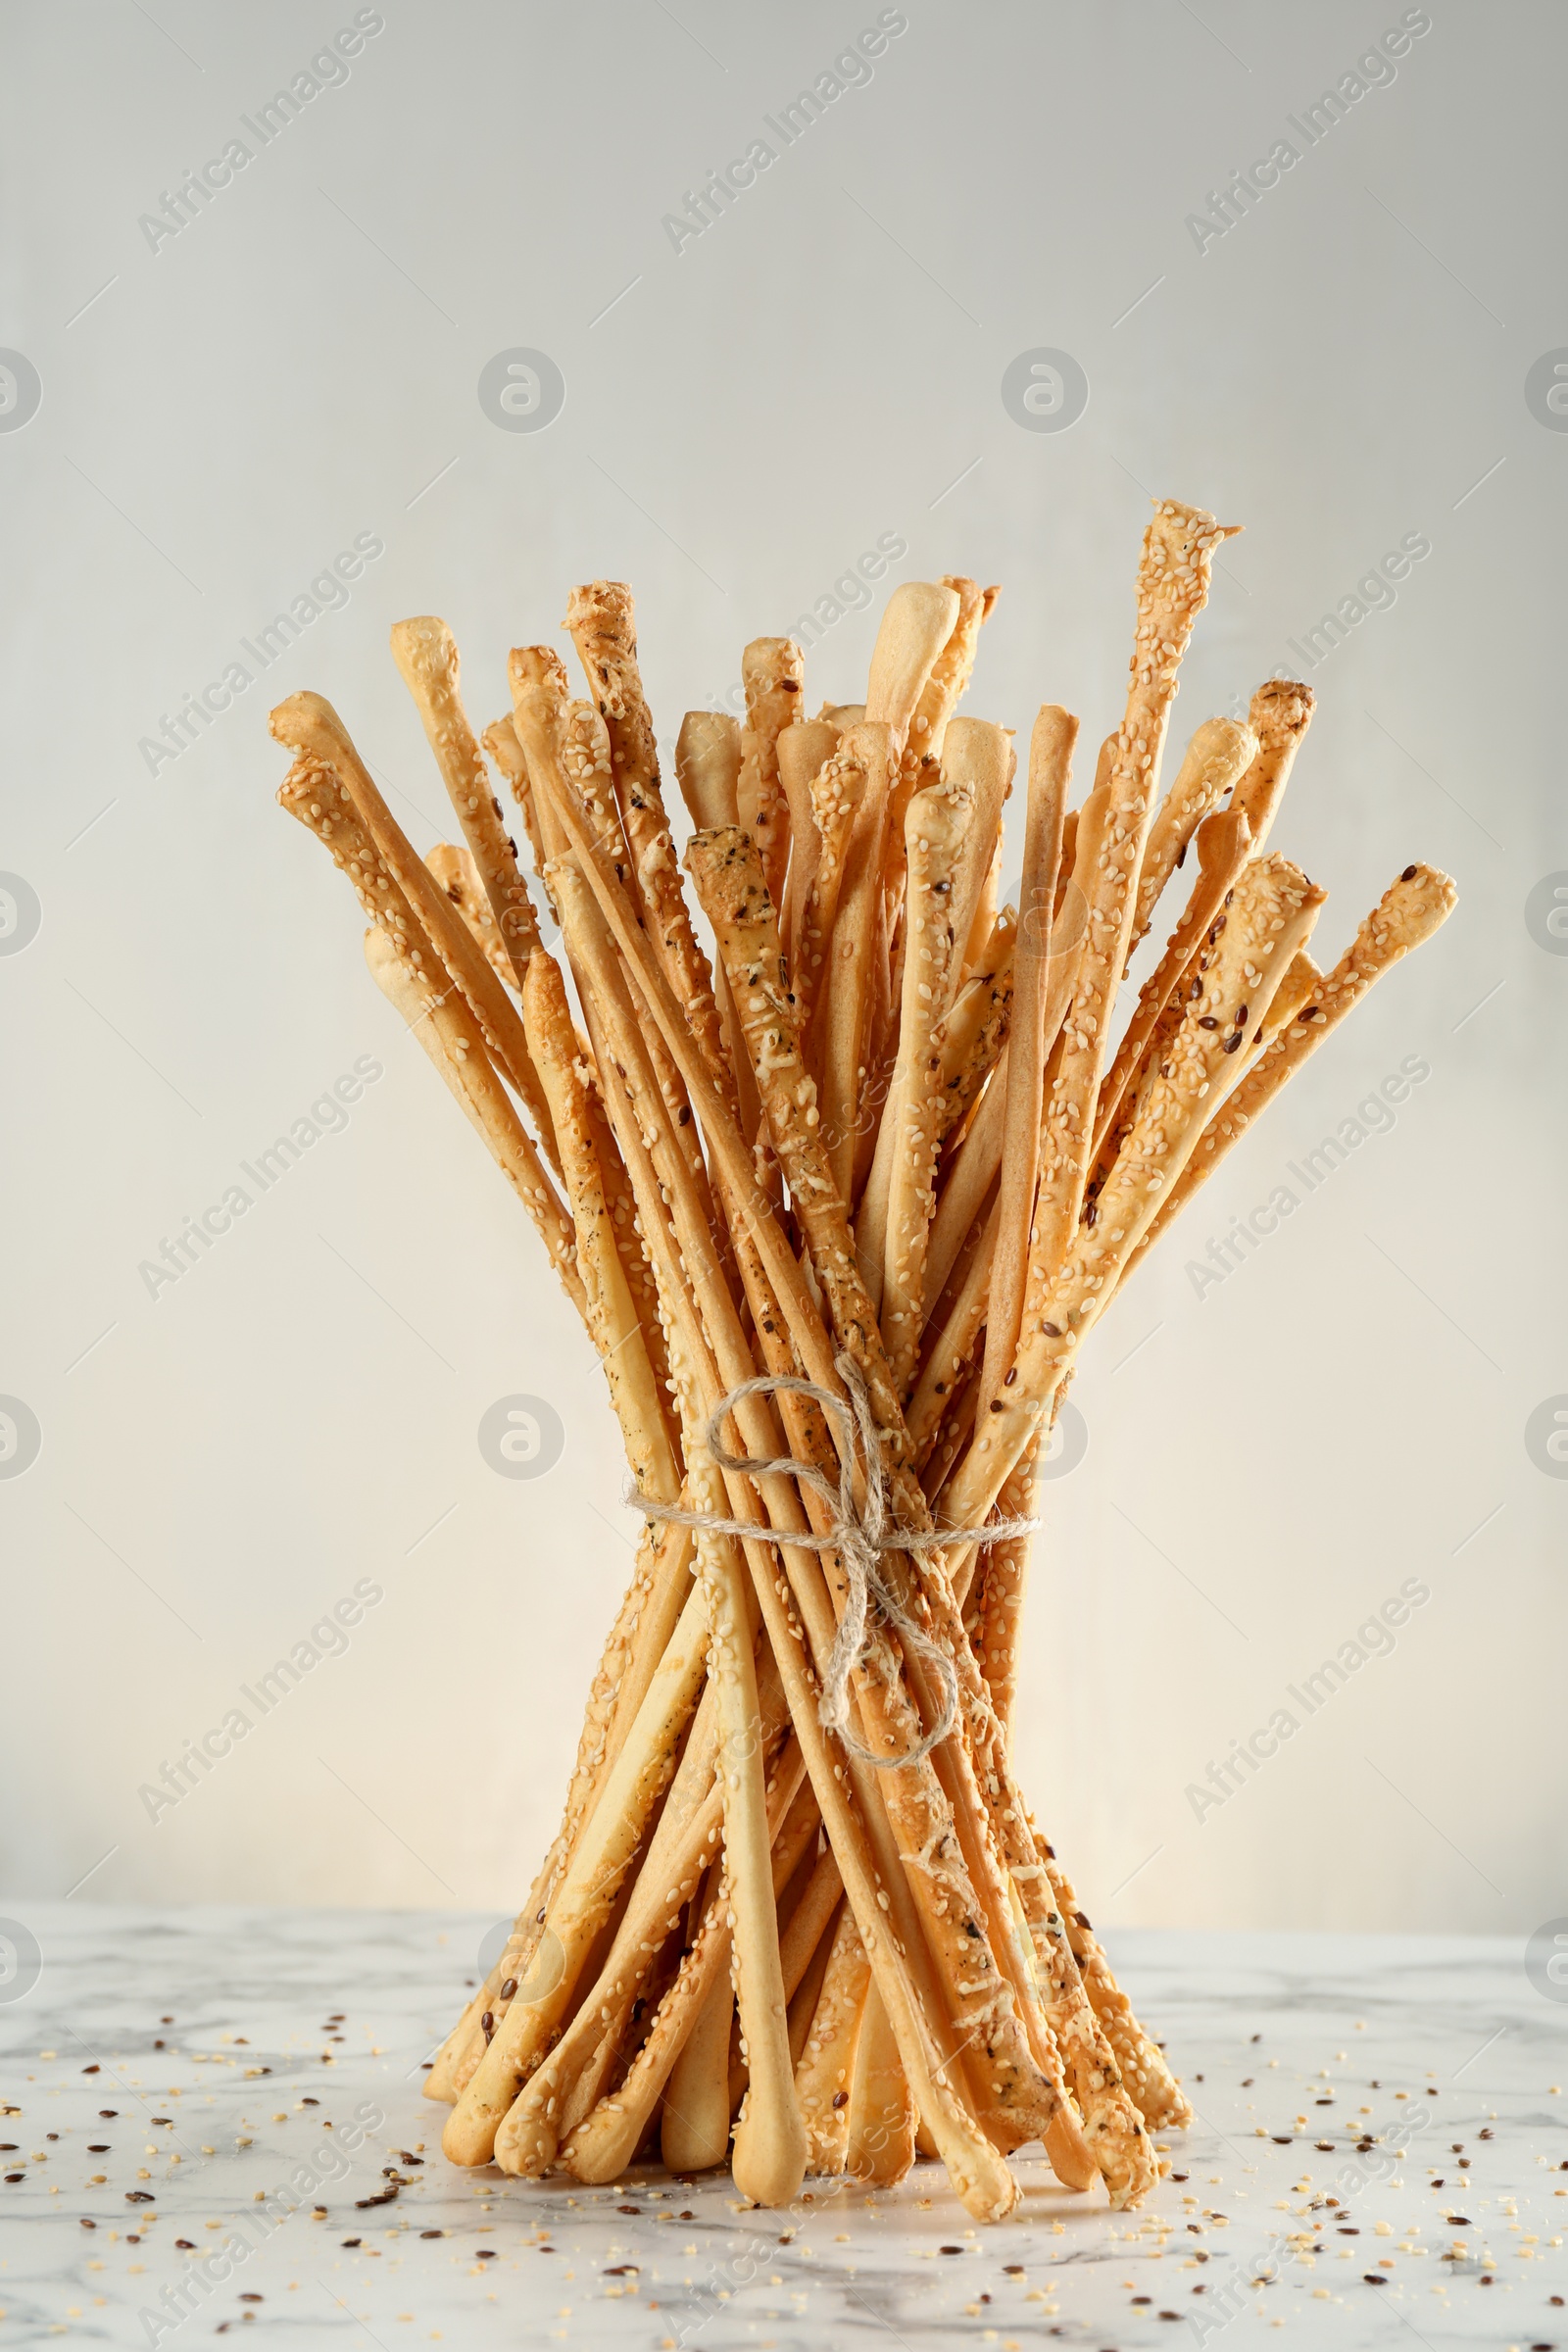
[
  {"left": 675, "top": 710, "right": 741, "bottom": 827},
  {"left": 865, "top": 581, "right": 962, "bottom": 753},
  {"left": 795, "top": 1904, "right": 871, "bottom": 2174},
  {"left": 846, "top": 1984, "right": 916, "bottom": 2184},
  {"left": 737, "top": 637, "right": 804, "bottom": 905},
  {"left": 390, "top": 614, "right": 544, "bottom": 984},
  {"left": 661, "top": 1906, "right": 735, "bottom": 2173}
]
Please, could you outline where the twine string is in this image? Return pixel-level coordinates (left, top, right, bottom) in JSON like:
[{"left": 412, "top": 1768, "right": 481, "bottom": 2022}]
[{"left": 630, "top": 1353, "right": 1039, "bottom": 1771}]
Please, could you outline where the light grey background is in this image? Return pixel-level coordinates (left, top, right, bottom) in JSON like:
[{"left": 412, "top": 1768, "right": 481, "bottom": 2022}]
[{"left": 1, "top": 0, "right": 1562, "bottom": 1939}]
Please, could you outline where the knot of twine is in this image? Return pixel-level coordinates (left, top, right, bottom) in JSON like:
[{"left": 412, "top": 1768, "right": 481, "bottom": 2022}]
[{"left": 630, "top": 1354, "right": 1039, "bottom": 1772}]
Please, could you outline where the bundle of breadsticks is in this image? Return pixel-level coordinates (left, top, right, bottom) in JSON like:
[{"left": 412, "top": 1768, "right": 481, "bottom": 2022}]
[{"left": 272, "top": 500, "right": 1455, "bottom": 2223}]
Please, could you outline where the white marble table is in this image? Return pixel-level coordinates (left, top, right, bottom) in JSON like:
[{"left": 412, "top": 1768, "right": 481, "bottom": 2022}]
[{"left": 0, "top": 1911, "right": 1563, "bottom": 2349}]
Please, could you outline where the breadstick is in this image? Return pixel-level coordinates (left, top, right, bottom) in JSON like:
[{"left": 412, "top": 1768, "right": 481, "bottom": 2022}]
[
  {"left": 511, "top": 646, "right": 731, "bottom": 1273},
  {"left": 522, "top": 948, "right": 679, "bottom": 1506},
  {"left": 1089, "top": 806, "right": 1254, "bottom": 1182},
  {"left": 909, "top": 579, "right": 997, "bottom": 770},
  {"left": 952, "top": 765, "right": 1011, "bottom": 993},
  {"left": 777, "top": 1846, "right": 844, "bottom": 2005},
  {"left": 1231, "top": 677, "right": 1315, "bottom": 852},
  {"left": 873, "top": 764, "right": 979, "bottom": 1376},
  {"left": 564, "top": 583, "right": 733, "bottom": 1102},
  {"left": 661, "top": 1904, "right": 734, "bottom": 2174},
  {"left": 724, "top": 1774, "right": 825, "bottom": 2117},
  {"left": 481, "top": 711, "right": 552, "bottom": 907},
  {"left": 693, "top": 1462, "right": 808, "bottom": 2206},
  {"left": 924, "top": 1074, "right": 1007, "bottom": 1317},
  {"left": 1128, "top": 714, "right": 1255, "bottom": 958},
  {"left": 675, "top": 710, "right": 742, "bottom": 827},
  {"left": 968, "top": 1430, "right": 1039, "bottom": 1732},
  {"left": 977, "top": 707, "right": 1076, "bottom": 1423},
  {"left": 1028, "top": 502, "right": 1233, "bottom": 1296},
  {"left": 865, "top": 581, "right": 962, "bottom": 753},
  {"left": 880, "top": 581, "right": 1000, "bottom": 1066},
  {"left": 270, "top": 691, "right": 560, "bottom": 1171},
  {"left": 918, "top": 1355, "right": 982, "bottom": 1502},
  {"left": 795, "top": 1904, "right": 871, "bottom": 2174},
  {"left": 737, "top": 637, "right": 804, "bottom": 905},
  {"left": 1032, "top": 1829, "right": 1194, "bottom": 2132},
  {"left": 932, "top": 907, "right": 1014, "bottom": 1148},
  {"left": 1131, "top": 863, "right": 1456, "bottom": 1271},
  {"left": 675, "top": 710, "right": 763, "bottom": 1147},
  {"left": 846, "top": 1984, "right": 916, "bottom": 2184},
  {"left": 797, "top": 732, "right": 868, "bottom": 1036},
  {"left": 776, "top": 716, "right": 841, "bottom": 972},
  {"left": 863, "top": 719, "right": 1008, "bottom": 1310},
  {"left": 922, "top": 783, "right": 1102, "bottom": 1319},
  {"left": 810, "top": 721, "right": 896, "bottom": 1205},
  {"left": 425, "top": 841, "right": 514, "bottom": 990},
  {"left": 390, "top": 615, "right": 544, "bottom": 983},
  {"left": 787, "top": 1897, "right": 841, "bottom": 2070}
]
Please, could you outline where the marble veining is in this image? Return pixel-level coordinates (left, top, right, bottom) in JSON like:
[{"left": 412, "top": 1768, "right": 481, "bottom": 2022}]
[{"left": 0, "top": 1910, "right": 1562, "bottom": 2348}]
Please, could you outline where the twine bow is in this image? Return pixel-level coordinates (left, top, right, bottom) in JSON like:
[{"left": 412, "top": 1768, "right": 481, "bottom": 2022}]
[{"left": 631, "top": 1353, "right": 1039, "bottom": 1771}]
